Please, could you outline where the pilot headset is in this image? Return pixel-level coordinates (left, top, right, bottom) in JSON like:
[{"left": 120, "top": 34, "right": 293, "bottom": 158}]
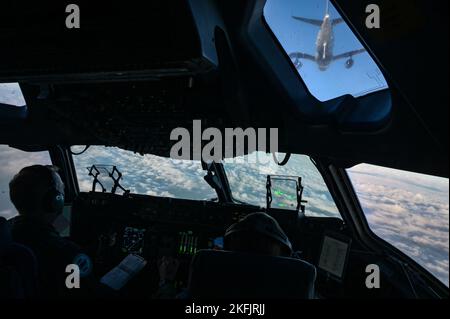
[{"left": 42, "top": 165, "right": 65, "bottom": 215}]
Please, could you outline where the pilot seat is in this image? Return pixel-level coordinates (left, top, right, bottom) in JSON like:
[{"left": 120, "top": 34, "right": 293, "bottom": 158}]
[
  {"left": 0, "top": 217, "right": 39, "bottom": 298},
  {"left": 187, "top": 249, "right": 317, "bottom": 299}
]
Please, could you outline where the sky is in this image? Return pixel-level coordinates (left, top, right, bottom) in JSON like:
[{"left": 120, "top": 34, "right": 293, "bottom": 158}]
[
  {"left": 264, "top": 0, "right": 388, "bottom": 101},
  {"left": 0, "top": 83, "right": 26, "bottom": 106}
]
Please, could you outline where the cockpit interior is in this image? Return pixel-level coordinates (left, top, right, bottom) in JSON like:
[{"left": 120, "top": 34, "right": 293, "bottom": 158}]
[{"left": 0, "top": 0, "right": 448, "bottom": 300}]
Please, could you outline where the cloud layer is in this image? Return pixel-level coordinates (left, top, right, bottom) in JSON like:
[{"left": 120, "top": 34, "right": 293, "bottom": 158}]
[
  {"left": 0, "top": 83, "right": 26, "bottom": 106},
  {"left": 72, "top": 146, "right": 217, "bottom": 201},
  {"left": 223, "top": 153, "right": 341, "bottom": 217},
  {"left": 348, "top": 165, "right": 449, "bottom": 286}
]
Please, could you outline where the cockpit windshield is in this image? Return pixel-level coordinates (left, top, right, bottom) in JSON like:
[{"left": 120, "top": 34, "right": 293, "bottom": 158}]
[
  {"left": 0, "top": 83, "right": 26, "bottom": 107},
  {"left": 71, "top": 147, "right": 341, "bottom": 219},
  {"left": 71, "top": 146, "right": 216, "bottom": 201},
  {"left": 223, "top": 152, "right": 341, "bottom": 218}
]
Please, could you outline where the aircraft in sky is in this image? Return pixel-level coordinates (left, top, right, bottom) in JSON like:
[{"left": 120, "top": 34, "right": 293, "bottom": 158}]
[{"left": 289, "top": 0, "right": 366, "bottom": 71}]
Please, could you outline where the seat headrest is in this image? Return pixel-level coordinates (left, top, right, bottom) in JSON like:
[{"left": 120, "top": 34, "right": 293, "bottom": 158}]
[{"left": 188, "top": 250, "right": 316, "bottom": 299}]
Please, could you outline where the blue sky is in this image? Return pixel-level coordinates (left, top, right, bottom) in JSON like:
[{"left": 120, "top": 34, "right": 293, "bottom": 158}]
[{"left": 264, "top": 0, "right": 388, "bottom": 101}]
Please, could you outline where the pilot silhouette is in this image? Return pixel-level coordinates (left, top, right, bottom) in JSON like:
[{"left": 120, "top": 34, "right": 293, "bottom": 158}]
[
  {"left": 8, "top": 165, "right": 95, "bottom": 298},
  {"left": 224, "top": 212, "right": 293, "bottom": 257}
]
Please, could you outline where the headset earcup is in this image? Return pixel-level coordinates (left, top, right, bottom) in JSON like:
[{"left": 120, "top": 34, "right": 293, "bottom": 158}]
[
  {"left": 52, "top": 191, "right": 65, "bottom": 215},
  {"left": 43, "top": 189, "right": 64, "bottom": 214}
]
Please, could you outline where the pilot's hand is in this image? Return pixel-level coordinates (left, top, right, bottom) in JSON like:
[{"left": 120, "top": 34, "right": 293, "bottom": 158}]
[{"left": 158, "top": 256, "right": 180, "bottom": 283}]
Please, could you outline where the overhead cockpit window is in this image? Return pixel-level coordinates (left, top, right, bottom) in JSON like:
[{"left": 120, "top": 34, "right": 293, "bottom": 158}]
[
  {"left": 0, "top": 83, "right": 26, "bottom": 107},
  {"left": 264, "top": 0, "right": 389, "bottom": 101}
]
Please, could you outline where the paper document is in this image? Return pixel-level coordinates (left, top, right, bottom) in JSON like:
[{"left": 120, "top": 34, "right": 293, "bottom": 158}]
[{"left": 100, "top": 254, "right": 147, "bottom": 290}]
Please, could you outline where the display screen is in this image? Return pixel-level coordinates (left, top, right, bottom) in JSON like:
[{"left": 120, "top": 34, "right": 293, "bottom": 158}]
[
  {"left": 211, "top": 237, "right": 224, "bottom": 250},
  {"left": 122, "top": 227, "right": 146, "bottom": 255},
  {"left": 270, "top": 178, "right": 298, "bottom": 210}
]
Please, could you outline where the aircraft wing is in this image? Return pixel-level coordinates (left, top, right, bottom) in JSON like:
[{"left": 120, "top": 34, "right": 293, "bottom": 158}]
[
  {"left": 332, "top": 49, "right": 366, "bottom": 61},
  {"left": 292, "top": 16, "right": 323, "bottom": 26},
  {"left": 289, "top": 52, "right": 316, "bottom": 69},
  {"left": 289, "top": 52, "right": 316, "bottom": 61},
  {"left": 332, "top": 18, "right": 344, "bottom": 26}
]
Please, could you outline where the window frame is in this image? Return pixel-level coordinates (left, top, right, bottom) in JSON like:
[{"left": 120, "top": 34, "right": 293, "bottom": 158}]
[
  {"left": 243, "top": 0, "right": 393, "bottom": 131},
  {"left": 262, "top": 0, "right": 389, "bottom": 102}
]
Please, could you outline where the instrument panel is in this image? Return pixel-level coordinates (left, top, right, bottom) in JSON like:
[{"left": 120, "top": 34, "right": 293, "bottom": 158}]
[
  {"left": 70, "top": 192, "right": 344, "bottom": 295},
  {"left": 118, "top": 226, "right": 224, "bottom": 259},
  {"left": 71, "top": 193, "right": 262, "bottom": 281}
]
